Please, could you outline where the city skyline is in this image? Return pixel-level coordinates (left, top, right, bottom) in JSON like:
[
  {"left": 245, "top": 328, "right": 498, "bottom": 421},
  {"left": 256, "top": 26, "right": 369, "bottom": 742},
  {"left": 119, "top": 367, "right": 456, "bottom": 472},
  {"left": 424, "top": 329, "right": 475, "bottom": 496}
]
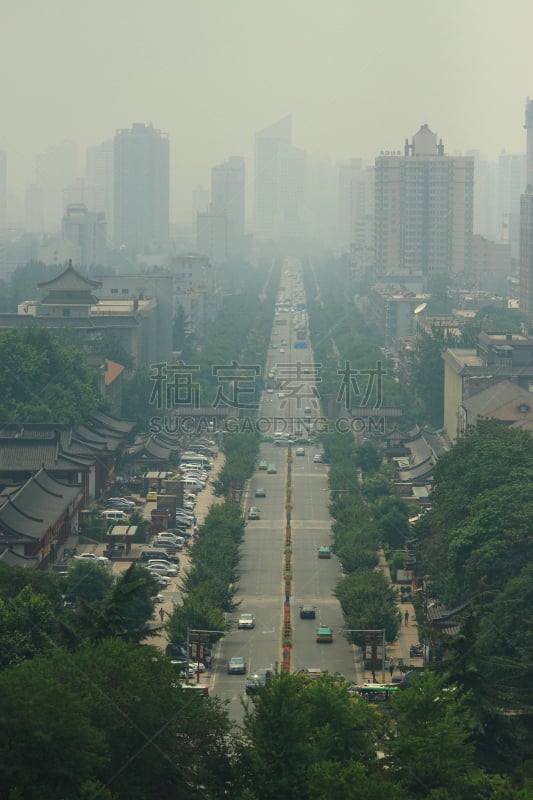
[{"left": 1, "top": 1, "right": 533, "bottom": 225}]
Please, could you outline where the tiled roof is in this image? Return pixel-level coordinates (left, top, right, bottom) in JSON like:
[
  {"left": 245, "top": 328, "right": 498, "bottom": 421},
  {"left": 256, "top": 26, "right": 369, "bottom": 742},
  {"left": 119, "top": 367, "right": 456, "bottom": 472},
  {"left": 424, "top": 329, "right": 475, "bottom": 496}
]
[
  {"left": 37, "top": 263, "right": 101, "bottom": 291},
  {"left": 0, "top": 468, "right": 82, "bottom": 540}
]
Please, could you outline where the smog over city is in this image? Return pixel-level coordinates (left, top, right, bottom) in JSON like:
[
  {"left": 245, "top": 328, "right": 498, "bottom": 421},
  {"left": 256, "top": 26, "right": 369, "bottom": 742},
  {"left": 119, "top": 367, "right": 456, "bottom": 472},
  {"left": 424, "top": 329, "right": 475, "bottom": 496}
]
[
  {"left": 5, "top": 3, "right": 533, "bottom": 798},
  {"left": 1, "top": 0, "right": 533, "bottom": 228}
]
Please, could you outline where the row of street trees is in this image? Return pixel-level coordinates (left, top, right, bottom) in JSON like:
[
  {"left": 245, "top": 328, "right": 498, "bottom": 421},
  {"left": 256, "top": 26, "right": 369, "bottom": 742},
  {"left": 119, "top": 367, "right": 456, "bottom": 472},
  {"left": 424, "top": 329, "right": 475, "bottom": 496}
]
[{"left": 415, "top": 420, "right": 533, "bottom": 772}]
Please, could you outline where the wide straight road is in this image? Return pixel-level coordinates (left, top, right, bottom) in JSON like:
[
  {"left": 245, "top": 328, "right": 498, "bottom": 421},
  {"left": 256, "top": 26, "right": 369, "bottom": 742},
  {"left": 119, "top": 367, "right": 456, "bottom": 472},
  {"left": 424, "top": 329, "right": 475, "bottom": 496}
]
[{"left": 212, "top": 260, "right": 357, "bottom": 723}]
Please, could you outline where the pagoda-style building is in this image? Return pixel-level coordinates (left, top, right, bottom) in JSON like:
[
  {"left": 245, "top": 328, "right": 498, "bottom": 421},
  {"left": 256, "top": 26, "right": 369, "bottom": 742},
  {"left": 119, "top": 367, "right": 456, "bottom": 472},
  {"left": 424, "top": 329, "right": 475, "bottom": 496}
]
[{"left": 37, "top": 261, "right": 101, "bottom": 318}]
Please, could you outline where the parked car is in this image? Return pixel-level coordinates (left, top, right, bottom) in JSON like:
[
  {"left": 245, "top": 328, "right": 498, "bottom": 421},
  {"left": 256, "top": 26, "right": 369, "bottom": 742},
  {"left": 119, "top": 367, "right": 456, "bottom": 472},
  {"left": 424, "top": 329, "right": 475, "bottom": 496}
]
[
  {"left": 140, "top": 550, "right": 180, "bottom": 564},
  {"left": 105, "top": 497, "right": 135, "bottom": 508},
  {"left": 147, "top": 563, "right": 179, "bottom": 577},
  {"left": 238, "top": 613, "right": 255, "bottom": 629},
  {"left": 153, "top": 539, "right": 181, "bottom": 552},
  {"left": 147, "top": 559, "right": 179, "bottom": 571},
  {"left": 156, "top": 532, "right": 183, "bottom": 549},
  {"left": 73, "top": 552, "right": 110, "bottom": 565},
  {"left": 313, "top": 454, "right": 323, "bottom": 463},
  {"left": 299, "top": 604, "right": 316, "bottom": 619},
  {"left": 228, "top": 656, "right": 246, "bottom": 674},
  {"left": 295, "top": 447, "right": 305, "bottom": 456},
  {"left": 152, "top": 574, "right": 171, "bottom": 588},
  {"left": 122, "top": 495, "right": 145, "bottom": 506}
]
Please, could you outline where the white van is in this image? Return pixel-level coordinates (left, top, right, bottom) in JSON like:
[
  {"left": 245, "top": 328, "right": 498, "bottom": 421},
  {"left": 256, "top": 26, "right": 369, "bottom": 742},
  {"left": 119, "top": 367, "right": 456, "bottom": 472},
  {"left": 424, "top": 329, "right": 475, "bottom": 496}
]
[
  {"left": 182, "top": 478, "right": 202, "bottom": 491},
  {"left": 102, "top": 509, "right": 127, "bottom": 522},
  {"left": 180, "top": 453, "right": 211, "bottom": 469}
]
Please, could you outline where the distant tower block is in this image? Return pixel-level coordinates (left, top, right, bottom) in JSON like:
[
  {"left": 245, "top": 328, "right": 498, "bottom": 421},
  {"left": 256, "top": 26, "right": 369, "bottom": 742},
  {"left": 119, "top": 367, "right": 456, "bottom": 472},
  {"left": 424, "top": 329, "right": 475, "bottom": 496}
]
[{"left": 525, "top": 98, "right": 533, "bottom": 190}]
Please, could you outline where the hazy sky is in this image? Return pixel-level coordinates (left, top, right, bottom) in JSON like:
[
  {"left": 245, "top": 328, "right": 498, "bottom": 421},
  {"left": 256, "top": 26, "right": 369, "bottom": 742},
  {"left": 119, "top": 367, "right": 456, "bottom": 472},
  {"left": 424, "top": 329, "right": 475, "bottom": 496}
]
[{"left": 2, "top": 0, "right": 533, "bottom": 223}]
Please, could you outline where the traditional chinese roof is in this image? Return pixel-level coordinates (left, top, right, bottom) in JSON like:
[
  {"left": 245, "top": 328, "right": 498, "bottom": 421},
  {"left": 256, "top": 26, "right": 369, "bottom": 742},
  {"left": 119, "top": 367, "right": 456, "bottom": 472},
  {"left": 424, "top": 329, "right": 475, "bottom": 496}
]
[
  {"left": 0, "top": 467, "right": 82, "bottom": 541},
  {"left": 125, "top": 433, "right": 174, "bottom": 462},
  {"left": 37, "top": 262, "right": 101, "bottom": 292},
  {"left": 90, "top": 409, "right": 136, "bottom": 436}
]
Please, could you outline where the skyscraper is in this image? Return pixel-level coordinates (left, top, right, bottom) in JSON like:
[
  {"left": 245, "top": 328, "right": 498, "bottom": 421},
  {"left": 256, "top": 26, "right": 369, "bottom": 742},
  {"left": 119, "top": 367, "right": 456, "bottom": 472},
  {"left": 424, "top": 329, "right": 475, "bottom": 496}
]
[
  {"left": 87, "top": 139, "right": 114, "bottom": 237},
  {"left": 114, "top": 123, "right": 169, "bottom": 252},
  {"left": 519, "top": 99, "right": 533, "bottom": 320},
  {"left": 35, "top": 140, "right": 78, "bottom": 232},
  {"left": 254, "top": 115, "right": 306, "bottom": 242},
  {"left": 61, "top": 204, "right": 107, "bottom": 266},
  {"left": 525, "top": 98, "right": 533, "bottom": 190},
  {"left": 211, "top": 156, "right": 245, "bottom": 254},
  {"left": 374, "top": 124, "right": 474, "bottom": 279},
  {"left": 519, "top": 191, "right": 533, "bottom": 319}
]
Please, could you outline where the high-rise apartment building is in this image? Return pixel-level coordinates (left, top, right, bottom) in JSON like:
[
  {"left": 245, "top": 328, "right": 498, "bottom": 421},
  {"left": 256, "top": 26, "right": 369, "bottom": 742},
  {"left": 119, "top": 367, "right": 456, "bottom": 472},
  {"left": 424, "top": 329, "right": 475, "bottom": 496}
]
[
  {"left": 61, "top": 203, "right": 107, "bottom": 266},
  {"left": 87, "top": 139, "right": 114, "bottom": 237},
  {"left": 35, "top": 140, "right": 78, "bottom": 232},
  {"left": 211, "top": 156, "right": 245, "bottom": 251},
  {"left": 114, "top": 123, "right": 169, "bottom": 252},
  {"left": 374, "top": 124, "right": 474, "bottom": 279},
  {"left": 519, "top": 190, "right": 533, "bottom": 318},
  {"left": 254, "top": 115, "right": 306, "bottom": 242},
  {"left": 520, "top": 99, "right": 533, "bottom": 319}
]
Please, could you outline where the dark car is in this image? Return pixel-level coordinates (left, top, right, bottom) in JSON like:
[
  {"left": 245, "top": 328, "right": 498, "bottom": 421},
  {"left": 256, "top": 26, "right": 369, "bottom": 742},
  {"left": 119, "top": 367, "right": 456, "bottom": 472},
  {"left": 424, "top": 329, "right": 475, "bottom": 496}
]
[
  {"left": 140, "top": 550, "right": 180, "bottom": 565},
  {"left": 245, "top": 668, "right": 272, "bottom": 695},
  {"left": 299, "top": 604, "right": 316, "bottom": 619},
  {"left": 255, "top": 488, "right": 266, "bottom": 498}
]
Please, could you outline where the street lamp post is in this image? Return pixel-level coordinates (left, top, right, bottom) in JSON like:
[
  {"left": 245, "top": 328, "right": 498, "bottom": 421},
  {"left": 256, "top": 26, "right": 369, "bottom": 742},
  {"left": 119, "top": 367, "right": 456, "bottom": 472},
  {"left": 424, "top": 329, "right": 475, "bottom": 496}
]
[
  {"left": 342, "top": 628, "right": 386, "bottom": 684},
  {"left": 187, "top": 628, "right": 225, "bottom": 683}
]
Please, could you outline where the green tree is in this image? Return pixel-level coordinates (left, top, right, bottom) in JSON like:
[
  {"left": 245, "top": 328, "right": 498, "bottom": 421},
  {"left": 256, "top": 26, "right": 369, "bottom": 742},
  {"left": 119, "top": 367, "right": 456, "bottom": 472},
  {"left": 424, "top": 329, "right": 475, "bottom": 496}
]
[
  {"left": 373, "top": 496, "right": 411, "bottom": 549},
  {"left": 0, "top": 329, "right": 101, "bottom": 423},
  {"left": 70, "top": 563, "right": 158, "bottom": 644},
  {"left": 361, "top": 472, "right": 391, "bottom": 502},
  {"left": 0, "top": 659, "right": 107, "bottom": 799},
  {"left": 88, "top": 330, "right": 134, "bottom": 369},
  {"left": 354, "top": 440, "right": 382, "bottom": 474},
  {"left": 386, "top": 671, "right": 486, "bottom": 798},
  {"left": 64, "top": 560, "right": 115, "bottom": 607},
  {"left": 121, "top": 365, "right": 157, "bottom": 427},
  {"left": 335, "top": 570, "right": 400, "bottom": 643},
  {"left": 410, "top": 330, "right": 445, "bottom": 428},
  {"left": 0, "top": 585, "right": 59, "bottom": 669},
  {"left": 239, "top": 671, "right": 386, "bottom": 800}
]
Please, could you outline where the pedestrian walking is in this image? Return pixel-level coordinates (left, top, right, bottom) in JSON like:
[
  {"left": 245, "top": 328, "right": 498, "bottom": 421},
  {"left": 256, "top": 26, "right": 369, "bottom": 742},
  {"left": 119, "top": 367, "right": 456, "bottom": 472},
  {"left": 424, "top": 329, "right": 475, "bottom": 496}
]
[
  {"left": 404, "top": 610, "right": 409, "bottom": 626},
  {"left": 398, "top": 610, "right": 402, "bottom": 627},
  {"left": 389, "top": 659, "right": 394, "bottom": 678},
  {"left": 159, "top": 608, "right": 165, "bottom": 623}
]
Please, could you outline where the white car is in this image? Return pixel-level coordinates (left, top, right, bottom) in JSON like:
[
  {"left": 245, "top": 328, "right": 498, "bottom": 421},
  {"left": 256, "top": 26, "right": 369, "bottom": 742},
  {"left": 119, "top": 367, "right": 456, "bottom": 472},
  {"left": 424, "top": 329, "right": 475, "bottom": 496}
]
[
  {"left": 73, "top": 553, "right": 110, "bottom": 565},
  {"left": 156, "top": 532, "right": 183, "bottom": 543},
  {"left": 238, "top": 612, "right": 256, "bottom": 629},
  {"left": 147, "top": 563, "right": 179, "bottom": 577},
  {"left": 147, "top": 560, "right": 179, "bottom": 572}
]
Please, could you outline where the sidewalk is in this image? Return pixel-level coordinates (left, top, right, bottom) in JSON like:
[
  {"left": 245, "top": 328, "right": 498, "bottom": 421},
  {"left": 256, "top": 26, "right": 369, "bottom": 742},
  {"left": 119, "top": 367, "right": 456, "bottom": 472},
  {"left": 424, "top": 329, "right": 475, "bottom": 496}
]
[
  {"left": 371, "top": 549, "right": 421, "bottom": 682},
  {"left": 141, "top": 450, "right": 226, "bottom": 664}
]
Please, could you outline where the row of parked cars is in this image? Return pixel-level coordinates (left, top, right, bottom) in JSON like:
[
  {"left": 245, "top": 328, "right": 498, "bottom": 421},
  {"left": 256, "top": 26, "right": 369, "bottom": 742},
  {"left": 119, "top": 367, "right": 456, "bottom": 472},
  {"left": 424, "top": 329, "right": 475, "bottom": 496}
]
[{"left": 140, "top": 438, "right": 217, "bottom": 587}]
